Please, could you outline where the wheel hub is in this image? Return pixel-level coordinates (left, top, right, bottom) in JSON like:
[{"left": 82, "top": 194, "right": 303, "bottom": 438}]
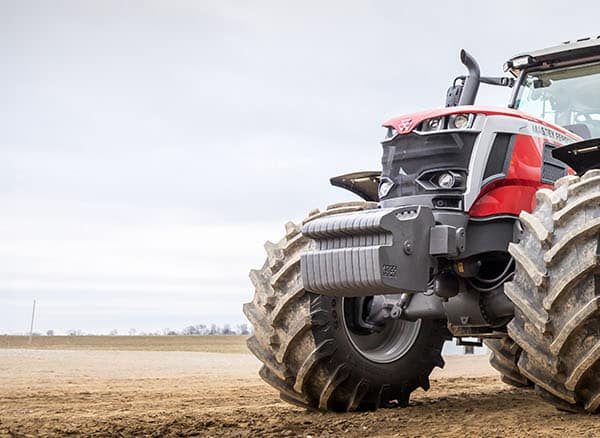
[{"left": 342, "top": 297, "right": 421, "bottom": 364}]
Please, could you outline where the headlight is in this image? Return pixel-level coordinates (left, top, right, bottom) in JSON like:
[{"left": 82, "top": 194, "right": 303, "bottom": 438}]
[
  {"left": 416, "top": 169, "right": 466, "bottom": 191},
  {"left": 449, "top": 113, "right": 471, "bottom": 129},
  {"left": 437, "top": 172, "right": 456, "bottom": 189},
  {"left": 421, "top": 117, "right": 444, "bottom": 132},
  {"left": 418, "top": 114, "right": 475, "bottom": 133},
  {"left": 511, "top": 55, "right": 532, "bottom": 68},
  {"left": 378, "top": 178, "right": 394, "bottom": 198}
]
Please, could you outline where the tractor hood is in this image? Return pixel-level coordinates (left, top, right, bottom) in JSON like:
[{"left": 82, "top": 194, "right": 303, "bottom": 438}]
[{"left": 382, "top": 105, "right": 578, "bottom": 139}]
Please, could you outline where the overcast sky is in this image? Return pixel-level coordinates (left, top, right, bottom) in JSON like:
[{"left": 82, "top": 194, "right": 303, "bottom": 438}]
[{"left": 2, "top": 1, "right": 599, "bottom": 334}]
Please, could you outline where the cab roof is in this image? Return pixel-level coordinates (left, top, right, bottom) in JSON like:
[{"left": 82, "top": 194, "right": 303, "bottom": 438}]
[{"left": 505, "top": 36, "right": 600, "bottom": 75}]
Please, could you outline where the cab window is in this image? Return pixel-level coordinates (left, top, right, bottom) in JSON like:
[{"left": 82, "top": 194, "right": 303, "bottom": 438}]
[{"left": 514, "top": 62, "right": 600, "bottom": 138}]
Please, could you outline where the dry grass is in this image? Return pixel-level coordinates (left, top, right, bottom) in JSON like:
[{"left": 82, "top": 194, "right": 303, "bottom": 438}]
[{"left": 0, "top": 335, "right": 249, "bottom": 353}]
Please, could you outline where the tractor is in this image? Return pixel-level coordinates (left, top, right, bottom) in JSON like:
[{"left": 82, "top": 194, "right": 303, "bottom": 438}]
[{"left": 244, "top": 36, "right": 600, "bottom": 413}]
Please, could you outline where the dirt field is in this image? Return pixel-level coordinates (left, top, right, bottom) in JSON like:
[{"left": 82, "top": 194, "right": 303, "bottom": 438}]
[
  {"left": 0, "top": 335, "right": 249, "bottom": 353},
  {"left": 1, "top": 338, "right": 598, "bottom": 437}
]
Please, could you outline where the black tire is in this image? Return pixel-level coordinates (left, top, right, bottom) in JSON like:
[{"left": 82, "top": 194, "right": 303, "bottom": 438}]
[
  {"left": 506, "top": 170, "right": 600, "bottom": 412},
  {"left": 243, "top": 201, "right": 449, "bottom": 412},
  {"left": 484, "top": 337, "right": 531, "bottom": 388}
]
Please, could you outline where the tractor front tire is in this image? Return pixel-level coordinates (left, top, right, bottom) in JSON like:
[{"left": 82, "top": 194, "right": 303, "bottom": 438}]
[
  {"left": 243, "top": 202, "right": 449, "bottom": 412},
  {"left": 506, "top": 170, "right": 600, "bottom": 412},
  {"left": 484, "top": 337, "right": 531, "bottom": 388}
]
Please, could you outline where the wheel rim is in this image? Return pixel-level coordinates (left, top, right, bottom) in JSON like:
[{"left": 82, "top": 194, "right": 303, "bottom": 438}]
[{"left": 341, "top": 297, "right": 422, "bottom": 364}]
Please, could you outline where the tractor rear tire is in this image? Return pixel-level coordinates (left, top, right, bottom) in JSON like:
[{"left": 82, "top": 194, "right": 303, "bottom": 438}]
[
  {"left": 243, "top": 202, "right": 450, "bottom": 412},
  {"left": 506, "top": 170, "right": 600, "bottom": 412},
  {"left": 484, "top": 337, "right": 531, "bottom": 387}
]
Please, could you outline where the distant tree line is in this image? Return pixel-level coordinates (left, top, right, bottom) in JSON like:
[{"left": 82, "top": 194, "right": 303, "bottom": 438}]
[
  {"left": 15, "top": 323, "right": 253, "bottom": 336},
  {"left": 106, "top": 323, "right": 251, "bottom": 336},
  {"left": 179, "top": 323, "right": 250, "bottom": 336},
  {"left": 3, "top": 323, "right": 252, "bottom": 337}
]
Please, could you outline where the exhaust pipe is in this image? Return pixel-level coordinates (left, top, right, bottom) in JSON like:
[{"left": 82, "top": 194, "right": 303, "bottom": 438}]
[{"left": 458, "top": 49, "right": 480, "bottom": 106}]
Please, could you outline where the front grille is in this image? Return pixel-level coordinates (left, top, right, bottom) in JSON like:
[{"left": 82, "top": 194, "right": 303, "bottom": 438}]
[{"left": 380, "top": 132, "right": 478, "bottom": 199}]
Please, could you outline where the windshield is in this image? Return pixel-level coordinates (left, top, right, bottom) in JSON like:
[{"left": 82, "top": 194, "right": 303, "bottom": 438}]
[{"left": 514, "top": 62, "right": 600, "bottom": 138}]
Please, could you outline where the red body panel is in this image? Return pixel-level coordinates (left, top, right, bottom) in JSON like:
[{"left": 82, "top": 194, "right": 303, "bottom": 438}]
[
  {"left": 468, "top": 134, "right": 573, "bottom": 217},
  {"left": 468, "top": 184, "right": 543, "bottom": 217}
]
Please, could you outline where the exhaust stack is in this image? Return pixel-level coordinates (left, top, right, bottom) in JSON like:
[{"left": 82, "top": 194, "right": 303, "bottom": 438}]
[{"left": 458, "top": 49, "right": 481, "bottom": 106}]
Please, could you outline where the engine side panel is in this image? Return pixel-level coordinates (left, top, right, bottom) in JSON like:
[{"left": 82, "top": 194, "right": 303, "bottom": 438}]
[
  {"left": 469, "top": 134, "right": 554, "bottom": 217},
  {"left": 466, "top": 115, "right": 577, "bottom": 217}
]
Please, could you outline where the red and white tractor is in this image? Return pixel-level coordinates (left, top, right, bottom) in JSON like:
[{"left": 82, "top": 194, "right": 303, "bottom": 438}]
[{"left": 245, "top": 37, "right": 600, "bottom": 413}]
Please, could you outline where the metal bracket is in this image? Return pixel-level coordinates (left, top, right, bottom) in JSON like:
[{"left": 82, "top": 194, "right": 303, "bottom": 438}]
[
  {"left": 456, "top": 337, "right": 483, "bottom": 347},
  {"left": 429, "top": 225, "right": 466, "bottom": 257}
]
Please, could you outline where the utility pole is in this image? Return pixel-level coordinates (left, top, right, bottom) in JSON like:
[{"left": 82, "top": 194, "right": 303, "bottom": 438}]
[{"left": 28, "top": 299, "right": 36, "bottom": 345}]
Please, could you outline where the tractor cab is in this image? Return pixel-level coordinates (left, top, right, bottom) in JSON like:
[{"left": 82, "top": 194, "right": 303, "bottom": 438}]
[{"left": 507, "top": 37, "right": 600, "bottom": 139}]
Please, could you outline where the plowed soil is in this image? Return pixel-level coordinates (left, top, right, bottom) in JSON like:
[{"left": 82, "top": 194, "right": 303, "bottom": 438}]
[{"left": 1, "top": 343, "right": 598, "bottom": 437}]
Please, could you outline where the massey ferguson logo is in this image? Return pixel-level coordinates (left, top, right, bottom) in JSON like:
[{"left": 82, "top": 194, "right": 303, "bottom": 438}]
[
  {"left": 397, "top": 118, "right": 412, "bottom": 133},
  {"left": 529, "top": 123, "right": 573, "bottom": 144}
]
